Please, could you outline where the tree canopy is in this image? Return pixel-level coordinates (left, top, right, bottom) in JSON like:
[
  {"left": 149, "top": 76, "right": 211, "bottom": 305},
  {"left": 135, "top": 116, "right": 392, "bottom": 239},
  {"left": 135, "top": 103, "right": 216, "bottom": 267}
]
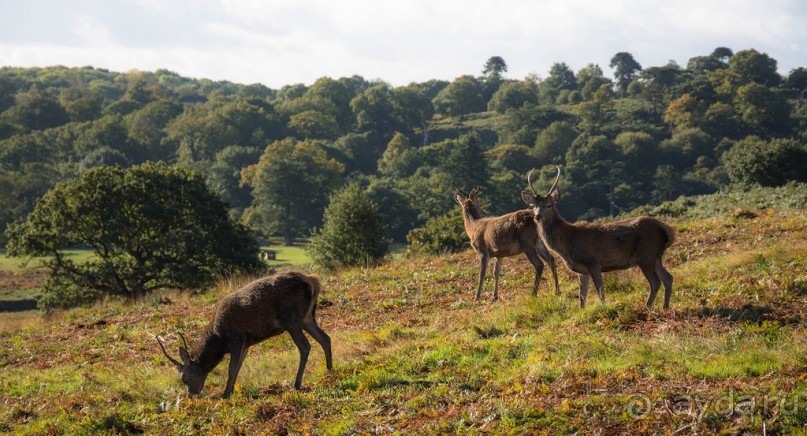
[{"left": 5, "top": 162, "right": 260, "bottom": 309}]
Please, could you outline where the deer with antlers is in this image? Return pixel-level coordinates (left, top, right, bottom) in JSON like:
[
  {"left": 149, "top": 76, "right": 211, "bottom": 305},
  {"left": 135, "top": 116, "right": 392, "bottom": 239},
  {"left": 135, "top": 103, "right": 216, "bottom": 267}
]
[
  {"left": 157, "top": 271, "right": 333, "bottom": 398},
  {"left": 455, "top": 186, "right": 559, "bottom": 301},
  {"left": 521, "top": 167, "right": 675, "bottom": 309}
]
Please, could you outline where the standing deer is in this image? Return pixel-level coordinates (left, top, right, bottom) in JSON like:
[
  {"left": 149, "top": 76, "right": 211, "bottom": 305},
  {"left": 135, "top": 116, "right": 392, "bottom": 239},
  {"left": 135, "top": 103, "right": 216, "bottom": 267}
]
[
  {"left": 157, "top": 271, "right": 333, "bottom": 398},
  {"left": 521, "top": 167, "right": 675, "bottom": 309},
  {"left": 456, "top": 186, "right": 559, "bottom": 301}
]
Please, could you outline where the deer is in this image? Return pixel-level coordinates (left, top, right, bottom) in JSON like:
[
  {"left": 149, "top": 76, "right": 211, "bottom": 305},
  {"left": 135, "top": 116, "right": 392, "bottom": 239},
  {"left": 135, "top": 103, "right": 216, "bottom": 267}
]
[
  {"left": 455, "top": 186, "right": 559, "bottom": 301},
  {"left": 156, "top": 271, "right": 333, "bottom": 398},
  {"left": 521, "top": 167, "right": 676, "bottom": 309}
]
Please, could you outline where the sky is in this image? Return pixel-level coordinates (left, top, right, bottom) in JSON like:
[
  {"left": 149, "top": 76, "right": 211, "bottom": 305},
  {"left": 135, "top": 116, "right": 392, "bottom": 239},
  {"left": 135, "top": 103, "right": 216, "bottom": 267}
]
[{"left": 1, "top": 0, "right": 805, "bottom": 89}]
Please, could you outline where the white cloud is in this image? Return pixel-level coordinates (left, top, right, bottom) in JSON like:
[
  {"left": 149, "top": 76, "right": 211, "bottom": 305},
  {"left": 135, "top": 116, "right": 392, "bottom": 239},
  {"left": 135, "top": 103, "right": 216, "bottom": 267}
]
[{"left": 0, "top": 0, "right": 804, "bottom": 87}]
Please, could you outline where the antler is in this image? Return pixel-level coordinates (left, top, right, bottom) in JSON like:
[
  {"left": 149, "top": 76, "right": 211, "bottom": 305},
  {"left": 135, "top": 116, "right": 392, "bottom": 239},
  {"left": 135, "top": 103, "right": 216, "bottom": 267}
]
[
  {"left": 547, "top": 166, "right": 561, "bottom": 195},
  {"left": 469, "top": 186, "right": 481, "bottom": 198},
  {"left": 178, "top": 332, "right": 189, "bottom": 350},
  {"left": 526, "top": 168, "right": 538, "bottom": 196},
  {"left": 453, "top": 185, "right": 466, "bottom": 196},
  {"left": 156, "top": 335, "right": 183, "bottom": 370}
]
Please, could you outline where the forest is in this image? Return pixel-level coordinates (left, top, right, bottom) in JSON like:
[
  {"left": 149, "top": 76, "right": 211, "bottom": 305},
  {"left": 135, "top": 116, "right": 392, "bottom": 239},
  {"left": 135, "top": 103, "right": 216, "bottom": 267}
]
[{"left": 1, "top": 47, "right": 806, "bottom": 248}]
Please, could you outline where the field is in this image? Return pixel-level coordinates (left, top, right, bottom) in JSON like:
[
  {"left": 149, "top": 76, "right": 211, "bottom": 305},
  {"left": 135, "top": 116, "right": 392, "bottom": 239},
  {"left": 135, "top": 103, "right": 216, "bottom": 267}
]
[{"left": 1, "top": 210, "right": 806, "bottom": 433}]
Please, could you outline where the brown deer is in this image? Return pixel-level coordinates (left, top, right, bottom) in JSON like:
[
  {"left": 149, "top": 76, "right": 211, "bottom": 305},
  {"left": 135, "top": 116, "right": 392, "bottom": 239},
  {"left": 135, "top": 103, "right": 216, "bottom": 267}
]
[
  {"left": 157, "top": 271, "right": 333, "bottom": 398},
  {"left": 456, "top": 186, "right": 559, "bottom": 301},
  {"left": 521, "top": 167, "right": 675, "bottom": 309}
]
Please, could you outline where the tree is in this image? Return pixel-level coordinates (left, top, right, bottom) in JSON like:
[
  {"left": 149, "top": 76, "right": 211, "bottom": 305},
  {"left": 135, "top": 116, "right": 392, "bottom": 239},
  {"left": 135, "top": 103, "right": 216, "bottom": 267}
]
[
  {"left": 722, "top": 136, "right": 807, "bottom": 186},
  {"left": 487, "top": 80, "right": 539, "bottom": 113},
  {"left": 5, "top": 162, "right": 261, "bottom": 309},
  {"left": 307, "top": 184, "right": 388, "bottom": 269},
  {"left": 728, "top": 49, "right": 780, "bottom": 87},
  {"left": 241, "top": 138, "right": 344, "bottom": 245},
  {"left": 664, "top": 93, "right": 705, "bottom": 129},
  {"left": 575, "top": 85, "right": 616, "bottom": 133},
  {"left": 576, "top": 63, "right": 612, "bottom": 100},
  {"left": 350, "top": 84, "right": 400, "bottom": 135},
  {"left": 288, "top": 110, "right": 341, "bottom": 140},
  {"left": 1, "top": 89, "right": 69, "bottom": 132},
  {"left": 609, "top": 52, "right": 642, "bottom": 97},
  {"left": 540, "top": 62, "right": 577, "bottom": 103},
  {"left": 534, "top": 121, "right": 578, "bottom": 163},
  {"left": 432, "top": 75, "right": 486, "bottom": 118},
  {"left": 733, "top": 83, "right": 791, "bottom": 133},
  {"left": 304, "top": 76, "right": 357, "bottom": 131},
  {"left": 365, "top": 177, "right": 419, "bottom": 242},
  {"left": 443, "top": 132, "right": 489, "bottom": 190},
  {"left": 207, "top": 145, "right": 262, "bottom": 213},
  {"left": 124, "top": 99, "right": 183, "bottom": 162},
  {"left": 483, "top": 56, "right": 508, "bottom": 80},
  {"left": 391, "top": 85, "right": 434, "bottom": 140}
]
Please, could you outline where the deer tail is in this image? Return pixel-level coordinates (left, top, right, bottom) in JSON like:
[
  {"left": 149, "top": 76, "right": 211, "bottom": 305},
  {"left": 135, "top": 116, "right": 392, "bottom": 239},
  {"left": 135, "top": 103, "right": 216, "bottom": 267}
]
[{"left": 662, "top": 222, "right": 676, "bottom": 249}]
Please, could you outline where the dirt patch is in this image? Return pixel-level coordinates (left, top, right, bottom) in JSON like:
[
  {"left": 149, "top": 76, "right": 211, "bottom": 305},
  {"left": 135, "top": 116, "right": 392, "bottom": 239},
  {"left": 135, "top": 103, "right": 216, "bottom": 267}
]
[{"left": 0, "top": 270, "right": 47, "bottom": 291}]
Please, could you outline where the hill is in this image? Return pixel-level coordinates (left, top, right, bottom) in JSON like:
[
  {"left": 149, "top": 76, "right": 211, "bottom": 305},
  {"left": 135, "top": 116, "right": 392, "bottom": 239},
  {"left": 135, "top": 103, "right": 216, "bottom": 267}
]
[{"left": 1, "top": 209, "right": 806, "bottom": 433}]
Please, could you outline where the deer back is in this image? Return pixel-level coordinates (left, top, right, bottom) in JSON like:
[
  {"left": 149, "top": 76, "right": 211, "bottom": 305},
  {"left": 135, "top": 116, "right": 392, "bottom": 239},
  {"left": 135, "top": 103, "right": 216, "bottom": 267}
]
[
  {"left": 213, "top": 272, "right": 317, "bottom": 342},
  {"left": 472, "top": 210, "right": 538, "bottom": 257},
  {"left": 560, "top": 217, "right": 675, "bottom": 271}
]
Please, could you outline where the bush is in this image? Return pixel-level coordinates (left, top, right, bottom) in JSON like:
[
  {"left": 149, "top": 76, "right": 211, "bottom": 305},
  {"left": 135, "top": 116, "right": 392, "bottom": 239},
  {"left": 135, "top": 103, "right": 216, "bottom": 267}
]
[
  {"left": 722, "top": 136, "right": 807, "bottom": 186},
  {"left": 307, "top": 184, "right": 388, "bottom": 269},
  {"left": 6, "top": 162, "right": 261, "bottom": 310},
  {"left": 406, "top": 208, "right": 468, "bottom": 255}
]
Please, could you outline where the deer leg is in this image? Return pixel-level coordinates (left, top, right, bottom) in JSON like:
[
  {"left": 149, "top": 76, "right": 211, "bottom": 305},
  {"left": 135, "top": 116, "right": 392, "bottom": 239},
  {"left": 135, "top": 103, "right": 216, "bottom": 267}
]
[
  {"left": 520, "top": 241, "right": 544, "bottom": 296},
  {"left": 222, "top": 337, "right": 248, "bottom": 398},
  {"left": 656, "top": 259, "right": 674, "bottom": 309},
  {"left": 536, "top": 243, "right": 560, "bottom": 296},
  {"left": 640, "top": 262, "right": 662, "bottom": 308},
  {"left": 589, "top": 267, "right": 605, "bottom": 304},
  {"left": 475, "top": 253, "right": 488, "bottom": 301},
  {"left": 578, "top": 274, "right": 589, "bottom": 308},
  {"left": 492, "top": 257, "right": 503, "bottom": 301},
  {"left": 302, "top": 315, "right": 333, "bottom": 371},
  {"left": 286, "top": 324, "right": 311, "bottom": 390}
]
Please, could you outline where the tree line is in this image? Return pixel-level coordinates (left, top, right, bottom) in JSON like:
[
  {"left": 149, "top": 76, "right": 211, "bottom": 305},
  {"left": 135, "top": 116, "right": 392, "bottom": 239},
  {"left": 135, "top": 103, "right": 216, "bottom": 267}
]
[{"left": 1, "top": 47, "right": 806, "bottom": 251}]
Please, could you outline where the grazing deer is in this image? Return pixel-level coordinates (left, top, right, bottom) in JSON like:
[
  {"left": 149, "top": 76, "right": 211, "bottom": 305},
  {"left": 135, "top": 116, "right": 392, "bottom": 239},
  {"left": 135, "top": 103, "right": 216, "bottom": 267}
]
[
  {"left": 157, "top": 271, "right": 333, "bottom": 398},
  {"left": 455, "top": 186, "right": 559, "bottom": 301},
  {"left": 521, "top": 167, "right": 675, "bottom": 309}
]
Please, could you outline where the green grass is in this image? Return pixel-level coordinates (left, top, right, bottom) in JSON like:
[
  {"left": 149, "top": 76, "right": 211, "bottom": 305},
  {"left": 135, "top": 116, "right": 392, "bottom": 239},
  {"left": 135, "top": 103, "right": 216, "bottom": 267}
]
[
  {"left": 0, "top": 211, "right": 805, "bottom": 433},
  {"left": 0, "top": 249, "right": 96, "bottom": 272},
  {"left": 260, "top": 244, "right": 311, "bottom": 266}
]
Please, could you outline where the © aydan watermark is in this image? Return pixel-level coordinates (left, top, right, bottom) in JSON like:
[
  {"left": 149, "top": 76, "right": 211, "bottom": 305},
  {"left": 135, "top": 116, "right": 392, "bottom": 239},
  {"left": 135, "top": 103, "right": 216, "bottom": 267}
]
[{"left": 585, "top": 390, "right": 806, "bottom": 421}]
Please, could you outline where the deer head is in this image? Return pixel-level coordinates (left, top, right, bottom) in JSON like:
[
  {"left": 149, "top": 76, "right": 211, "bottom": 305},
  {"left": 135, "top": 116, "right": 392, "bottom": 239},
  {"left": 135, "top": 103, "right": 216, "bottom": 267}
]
[
  {"left": 454, "top": 186, "right": 484, "bottom": 219},
  {"left": 521, "top": 167, "right": 561, "bottom": 221},
  {"left": 156, "top": 333, "right": 208, "bottom": 396}
]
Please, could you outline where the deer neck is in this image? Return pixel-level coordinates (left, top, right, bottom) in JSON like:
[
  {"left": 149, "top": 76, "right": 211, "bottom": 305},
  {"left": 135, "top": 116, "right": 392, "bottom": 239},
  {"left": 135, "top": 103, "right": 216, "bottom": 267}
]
[
  {"left": 460, "top": 204, "right": 482, "bottom": 236},
  {"left": 537, "top": 208, "right": 572, "bottom": 255},
  {"left": 193, "top": 329, "right": 228, "bottom": 373}
]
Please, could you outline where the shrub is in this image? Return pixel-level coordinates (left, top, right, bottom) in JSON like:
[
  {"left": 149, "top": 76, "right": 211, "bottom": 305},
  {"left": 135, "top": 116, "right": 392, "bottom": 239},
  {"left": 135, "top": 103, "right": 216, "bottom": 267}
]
[
  {"left": 406, "top": 209, "right": 468, "bottom": 255},
  {"left": 307, "top": 184, "right": 388, "bottom": 269}
]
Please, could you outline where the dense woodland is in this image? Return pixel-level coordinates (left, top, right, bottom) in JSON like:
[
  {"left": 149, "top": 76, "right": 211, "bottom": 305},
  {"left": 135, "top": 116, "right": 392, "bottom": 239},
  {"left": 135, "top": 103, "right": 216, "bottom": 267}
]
[{"left": 1, "top": 48, "right": 806, "bottom": 246}]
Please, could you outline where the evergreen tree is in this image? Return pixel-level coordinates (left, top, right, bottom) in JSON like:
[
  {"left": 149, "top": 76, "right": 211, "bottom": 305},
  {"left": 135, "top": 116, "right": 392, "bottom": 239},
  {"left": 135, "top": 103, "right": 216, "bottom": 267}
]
[{"left": 308, "top": 184, "right": 388, "bottom": 269}]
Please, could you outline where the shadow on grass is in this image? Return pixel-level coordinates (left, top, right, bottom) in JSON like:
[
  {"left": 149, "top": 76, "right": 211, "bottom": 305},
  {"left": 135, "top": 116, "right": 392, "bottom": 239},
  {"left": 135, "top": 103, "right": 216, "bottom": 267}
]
[
  {"left": 690, "top": 304, "right": 779, "bottom": 323},
  {"left": 0, "top": 299, "right": 37, "bottom": 312}
]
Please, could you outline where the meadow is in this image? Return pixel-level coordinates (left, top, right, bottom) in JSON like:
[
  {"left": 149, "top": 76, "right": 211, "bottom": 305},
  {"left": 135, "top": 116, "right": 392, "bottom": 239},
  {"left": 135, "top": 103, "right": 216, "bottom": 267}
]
[{"left": 0, "top": 209, "right": 805, "bottom": 433}]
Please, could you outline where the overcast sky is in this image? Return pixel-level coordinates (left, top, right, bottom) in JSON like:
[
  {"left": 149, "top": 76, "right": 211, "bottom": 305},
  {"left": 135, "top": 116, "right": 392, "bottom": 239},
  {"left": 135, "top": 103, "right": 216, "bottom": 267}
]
[{"left": 1, "top": 0, "right": 805, "bottom": 88}]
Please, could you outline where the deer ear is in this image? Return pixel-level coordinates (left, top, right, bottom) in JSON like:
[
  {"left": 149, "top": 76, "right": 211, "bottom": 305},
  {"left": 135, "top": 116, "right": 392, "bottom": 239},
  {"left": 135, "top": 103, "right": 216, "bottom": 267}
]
[
  {"left": 549, "top": 189, "right": 560, "bottom": 203},
  {"left": 455, "top": 194, "right": 465, "bottom": 205},
  {"left": 179, "top": 347, "right": 191, "bottom": 367},
  {"left": 521, "top": 191, "right": 536, "bottom": 206}
]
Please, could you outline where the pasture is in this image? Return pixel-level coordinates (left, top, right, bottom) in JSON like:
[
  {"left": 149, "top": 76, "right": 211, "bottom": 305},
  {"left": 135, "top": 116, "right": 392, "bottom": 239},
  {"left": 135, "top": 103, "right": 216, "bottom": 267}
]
[{"left": 0, "top": 210, "right": 805, "bottom": 433}]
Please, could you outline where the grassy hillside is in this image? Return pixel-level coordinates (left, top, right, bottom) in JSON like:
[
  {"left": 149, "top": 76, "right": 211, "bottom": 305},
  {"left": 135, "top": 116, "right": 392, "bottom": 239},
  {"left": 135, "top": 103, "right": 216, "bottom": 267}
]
[{"left": 1, "top": 210, "right": 805, "bottom": 433}]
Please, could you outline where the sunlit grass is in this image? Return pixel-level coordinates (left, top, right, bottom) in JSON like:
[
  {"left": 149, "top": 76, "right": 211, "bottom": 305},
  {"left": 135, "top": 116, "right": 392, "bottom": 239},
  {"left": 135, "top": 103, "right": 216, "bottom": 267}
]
[{"left": 0, "top": 211, "right": 805, "bottom": 433}]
